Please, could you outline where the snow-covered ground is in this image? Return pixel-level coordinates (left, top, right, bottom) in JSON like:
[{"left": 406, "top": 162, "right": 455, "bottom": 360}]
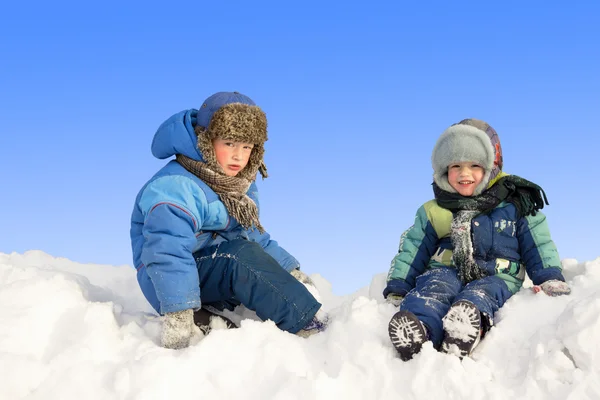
[{"left": 1, "top": 251, "right": 599, "bottom": 400}]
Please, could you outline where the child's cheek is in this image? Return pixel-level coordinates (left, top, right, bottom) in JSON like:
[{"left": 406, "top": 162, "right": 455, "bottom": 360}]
[
  {"left": 213, "top": 146, "right": 228, "bottom": 166},
  {"left": 448, "top": 169, "right": 457, "bottom": 181}
]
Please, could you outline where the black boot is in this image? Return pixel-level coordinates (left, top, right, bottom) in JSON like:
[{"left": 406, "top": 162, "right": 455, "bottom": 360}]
[
  {"left": 388, "top": 310, "right": 428, "bottom": 361},
  {"left": 440, "top": 300, "right": 482, "bottom": 359},
  {"left": 193, "top": 307, "right": 237, "bottom": 336}
]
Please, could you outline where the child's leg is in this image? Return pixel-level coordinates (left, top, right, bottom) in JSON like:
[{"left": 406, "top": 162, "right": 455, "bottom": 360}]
[
  {"left": 401, "top": 267, "right": 463, "bottom": 347},
  {"left": 441, "top": 276, "right": 513, "bottom": 357},
  {"left": 453, "top": 275, "right": 513, "bottom": 319},
  {"left": 194, "top": 239, "right": 321, "bottom": 333}
]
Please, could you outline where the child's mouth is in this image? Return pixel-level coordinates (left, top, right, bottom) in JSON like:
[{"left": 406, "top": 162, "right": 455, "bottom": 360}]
[{"left": 459, "top": 180, "right": 474, "bottom": 185}]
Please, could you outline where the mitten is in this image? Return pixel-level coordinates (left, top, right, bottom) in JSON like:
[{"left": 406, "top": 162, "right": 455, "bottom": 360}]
[
  {"left": 161, "top": 309, "right": 194, "bottom": 349},
  {"left": 291, "top": 268, "right": 321, "bottom": 302},
  {"left": 290, "top": 268, "right": 315, "bottom": 287},
  {"left": 533, "top": 280, "right": 571, "bottom": 297},
  {"left": 386, "top": 293, "right": 404, "bottom": 307}
]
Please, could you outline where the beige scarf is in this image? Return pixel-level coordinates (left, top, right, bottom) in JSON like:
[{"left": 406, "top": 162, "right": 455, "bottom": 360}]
[{"left": 176, "top": 154, "right": 265, "bottom": 234}]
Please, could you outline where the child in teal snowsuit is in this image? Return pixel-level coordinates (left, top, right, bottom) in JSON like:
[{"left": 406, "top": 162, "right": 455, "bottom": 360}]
[{"left": 384, "top": 119, "right": 570, "bottom": 361}]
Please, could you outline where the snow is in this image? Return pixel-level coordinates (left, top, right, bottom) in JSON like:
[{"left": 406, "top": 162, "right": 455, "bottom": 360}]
[{"left": 1, "top": 251, "right": 599, "bottom": 400}]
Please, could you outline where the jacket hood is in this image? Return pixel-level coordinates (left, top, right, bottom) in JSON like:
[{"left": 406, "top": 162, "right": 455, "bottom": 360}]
[{"left": 151, "top": 109, "right": 205, "bottom": 161}]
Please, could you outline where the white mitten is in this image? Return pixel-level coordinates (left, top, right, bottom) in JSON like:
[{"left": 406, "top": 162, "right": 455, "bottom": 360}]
[{"left": 161, "top": 309, "right": 194, "bottom": 349}]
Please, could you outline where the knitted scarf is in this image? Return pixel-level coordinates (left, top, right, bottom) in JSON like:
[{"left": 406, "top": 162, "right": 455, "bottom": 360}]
[
  {"left": 434, "top": 175, "right": 549, "bottom": 283},
  {"left": 176, "top": 154, "right": 265, "bottom": 234}
]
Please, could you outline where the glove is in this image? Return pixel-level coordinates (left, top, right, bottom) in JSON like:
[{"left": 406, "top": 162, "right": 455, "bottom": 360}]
[
  {"left": 533, "top": 280, "right": 571, "bottom": 297},
  {"left": 161, "top": 309, "right": 194, "bottom": 349},
  {"left": 386, "top": 293, "right": 404, "bottom": 307},
  {"left": 291, "top": 268, "right": 321, "bottom": 302}
]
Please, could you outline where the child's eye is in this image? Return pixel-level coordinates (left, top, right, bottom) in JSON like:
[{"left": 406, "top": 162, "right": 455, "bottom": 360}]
[
  {"left": 471, "top": 164, "right": 482, "bottom": 169},
  {"left": 244, "top": 145, "right": 254, "bottom": 150}
]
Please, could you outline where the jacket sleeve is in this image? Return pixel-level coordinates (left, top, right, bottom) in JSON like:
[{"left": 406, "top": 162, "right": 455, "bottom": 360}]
[
  {"left": 383, "top": 205, "right": 440, "bottom": 298},
  {"left": 248, "top": 229, "right": 301, "bottom": 272},
  {"left": 245, "top": 181, "right": 300, "bottom": 272},
  {"left": 139, "top": 176, "right": 208, "bottom": 314},
  {"left": 517, "top": 211, "right": 565, "bottom": 285}
]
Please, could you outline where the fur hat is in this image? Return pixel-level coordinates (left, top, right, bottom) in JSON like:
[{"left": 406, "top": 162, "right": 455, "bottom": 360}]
[
  {"left": 431, "top": 119, "right": 503, "bottom": 195},
  {"left": 195, "top": 91, "right": 268, "bottom": 180}
]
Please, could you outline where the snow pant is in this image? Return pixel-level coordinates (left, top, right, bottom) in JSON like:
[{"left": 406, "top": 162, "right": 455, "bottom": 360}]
[
  {"left": 193, "top": 239, "right": 321, "bottom": 333},
  {"left": 400, "top": 267, "right": 513, "bottom": 347}
]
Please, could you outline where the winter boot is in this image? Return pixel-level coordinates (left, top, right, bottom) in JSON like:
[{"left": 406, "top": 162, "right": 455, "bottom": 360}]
[
  {"left": 296, "top": 308, "right": 329, "bottom": 338},
  {"left": 440, "top": 300, "right": 482, "bottom": 358},
  {"left": 193, "top": 306, "right": 237, "bottom": 336},
  {"left": 388, "top": 310, "right": 429, "bottom": 361}
]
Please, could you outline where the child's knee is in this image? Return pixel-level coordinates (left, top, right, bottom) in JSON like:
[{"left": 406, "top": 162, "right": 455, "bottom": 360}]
[{"left": 216, "top": 238, "right": 257, "bottom": 256}]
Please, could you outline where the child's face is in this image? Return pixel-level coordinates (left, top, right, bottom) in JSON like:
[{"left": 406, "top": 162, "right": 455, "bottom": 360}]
[
  {"left": 212, "top": 138, "right": 254, "bottom": 176},
  {"left": 447, "top": 162, "right": 485, "bottom": 196}
]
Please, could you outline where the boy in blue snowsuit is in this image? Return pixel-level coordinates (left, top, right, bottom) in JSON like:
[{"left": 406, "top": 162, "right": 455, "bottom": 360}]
[
  {"left": 384, "top": 119, "right": 571, "bottom": 361},
  {"left": 130, "top": 91, "right": 327, "bottom": 349}
]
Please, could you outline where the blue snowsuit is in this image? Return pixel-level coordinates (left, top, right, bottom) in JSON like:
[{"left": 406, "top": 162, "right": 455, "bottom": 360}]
[
  {"left": 383, "top": 175, "right": 566, "bottom": 346},
  {"left": 130, "top": 109, "right": 320, "bottom": 333}
]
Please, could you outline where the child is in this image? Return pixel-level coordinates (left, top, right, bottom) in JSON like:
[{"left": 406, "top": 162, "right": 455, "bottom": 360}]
[
  {"left": 384, "top": 118, "right": 570, "bottom": 361},
  {"left": 130, "top": 91, "right": 327, "bottom": 349}
]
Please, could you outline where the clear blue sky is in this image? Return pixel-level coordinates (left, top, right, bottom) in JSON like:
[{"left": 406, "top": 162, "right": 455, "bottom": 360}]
[{"left": 2, "top": 1, "right": 598, "bottom": 295}]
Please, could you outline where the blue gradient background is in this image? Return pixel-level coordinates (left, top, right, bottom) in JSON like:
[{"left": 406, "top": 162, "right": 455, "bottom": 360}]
[{"left": 2, "top": 1, "right": 598, "bottom": 295}]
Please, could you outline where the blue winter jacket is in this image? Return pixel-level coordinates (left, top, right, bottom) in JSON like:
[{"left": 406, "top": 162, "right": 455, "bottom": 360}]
[
  {"left": 130, "top": 109, "right": 300, "bottom": 315},
  {"left": 384, "top": 176, "right": 565, "bottom": 298}
]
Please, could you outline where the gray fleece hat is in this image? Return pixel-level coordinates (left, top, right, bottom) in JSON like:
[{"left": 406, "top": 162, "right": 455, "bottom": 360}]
[{"left": 431, "top": 119, "right": 503, "bottom": 195}]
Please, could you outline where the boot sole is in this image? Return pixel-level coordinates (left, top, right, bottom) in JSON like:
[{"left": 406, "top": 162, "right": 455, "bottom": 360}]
[
  {"left": 441, "top": 300, "right": 481, "bottom": 358},
  {"left": 388, "top": 310, "right": 428, "bottom": 361},
  {"left": 194, "top": 307, "right": 237, "bottom": 335}
]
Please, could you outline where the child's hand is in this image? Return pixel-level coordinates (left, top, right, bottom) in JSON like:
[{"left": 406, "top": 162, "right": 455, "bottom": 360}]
[
  {"left": 386, "top": 293, "right": 404, "bottom": 307},
  {"left": 533, "top": 280, "right": 571, "bottom": 296},
  {"left": 291, "top": 268, "right": 322, "bottom": 302},
  {"left": 290, "top": 268, "right": 315, "bottom": 287},
  {"left": 161, "top": 309, "right": 195, "bottom": 349}
]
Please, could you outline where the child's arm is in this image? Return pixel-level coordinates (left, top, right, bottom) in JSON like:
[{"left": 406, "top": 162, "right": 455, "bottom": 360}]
[
  {"left": 246, "top": 182, "right": 300, "bottom": 272},
  {"left": 138, "top": 177, "right": 212, "bottom": 349},
  {"left": 248, "top": 228, "right": 301, "bottom": 272},
  {"left": 383, "top": 204, "right": 440, "bottom": 299},
  {"left": 517, "top": 211, "right": 567, "bottom": 286},
  {"left": 248, "top": 228, "right": 316, "bottom": 300},
  {"left": 139, "top": 176, "right": 207, "bottom": 314}
]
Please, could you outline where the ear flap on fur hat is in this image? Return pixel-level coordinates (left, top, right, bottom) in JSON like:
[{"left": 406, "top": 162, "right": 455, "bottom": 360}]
[{"left": 431, "top": 119, "right": 503, "bottom": 195}]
